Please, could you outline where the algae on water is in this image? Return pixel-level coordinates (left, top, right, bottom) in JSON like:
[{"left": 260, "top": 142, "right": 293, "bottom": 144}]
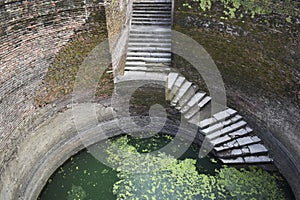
[{"left": 104, "top": 135, "right": 285, "bottom": 199}]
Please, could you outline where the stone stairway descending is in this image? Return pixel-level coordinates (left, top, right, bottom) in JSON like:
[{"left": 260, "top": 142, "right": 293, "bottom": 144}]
[
  {"left": 166, "top": 72, "right": 273, "bottom": 164},
  {"left": 124, "top": 0, "right": 172, "bottom": 76},
  {"left": 118, "top": 0, "right": 273, "bottom": 164}
]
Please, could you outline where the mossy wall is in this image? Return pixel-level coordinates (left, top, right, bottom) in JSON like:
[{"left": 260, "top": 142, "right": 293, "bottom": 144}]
[
  {"left": 173, "top": 0, "right": 300, "bottom": 197},
  {"left": 0, "top": 0, "right": 109, "bottom": 196}
]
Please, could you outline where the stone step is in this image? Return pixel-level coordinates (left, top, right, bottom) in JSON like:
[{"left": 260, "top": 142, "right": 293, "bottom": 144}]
[
  {"left": 171, "top": 81, "right": 192, "bottom": 106},
  {"left": 133, "top": 8, "right": 171, "bottom": 12},
  {"left": 131, "top": 21, "right": 172, "bottom": 26},
  {"left": 126, "top": 61, "right": 170, "bottom": 67},
  {"left": 129, "top": 38, "right": 172, "bottom": 43},
  {"left": 131, "top": 17, "right": 172, "bottom": 21},
  {"left": 125, "top": 66, "right": 171, "bottom": 72},
  {"left": 175, "top": 85, "right": 197, "bottom": 110},
  {"left": 133, "top": 10, "right": 171, "bottom": 14},
  {"left": 220, "top": 155, "right": 272, "bottom": 164},
  {"left": 244, "top": 155, "right": 273, "bottom": 163},
  {"left": 130, "top": 27, "right": 171, "bottom": 33},
  {"left": 128, "top": 42, "right": 171, "bottom": 47},
  {"left": 214, "top": 136, "right": 261, "bottom": 152},
  {"left": 134, "top": 0, "right": 171, "bottom": 3},
  {"left": 168, "top": 76, "right": 185, "bottom": 100},
  {"left": 187, "top": 99, "right": 212, "bottom": 125},
  {"left": 116, "top": 71, "right": 167, "bottom": 83},
  {"left": 132, "top": 14, "right": 171, "bottom": 18},
  {"left": 134, "top": 2, "right": 171, "bottom": 4},
  {"left": 180, "top": 92, "right": 206, "bottom": 114},
  {"left": 198, "top": 108, "right": 238, "bottom": 129},
  {"left": 185, "top": 96, "right": 211, "bottom": 124},
  {"left": 132, "top": 2, "right": 172, "bottom": 8},
  {"left": 208, "top": 126, "right": 251, "bottom": 147},
  {"left": 127, "top": 52, "right": 171, "bottom": 58},
  {"left": 167, "top": 72, "right": 179, "bottom": 91},
  {"left": 127, "top": 47, "right": 171, "bottom": 52},
  {"left": 126, "top": 57, "right": 171, "bottom": 63},
  {"left": 198, "top": 96, "right": 211, "bottom": 108},
  {"left": 129, "top": 33, "right": 171, "bottom": 38},
  {"left": 203, "top": 117, "right": 245, "bottom": 137}
]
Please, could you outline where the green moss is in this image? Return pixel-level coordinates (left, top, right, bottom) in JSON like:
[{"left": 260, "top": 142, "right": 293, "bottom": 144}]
[
  {"left": 35, "top": 8, "right": 113, "bottom": 107},
  {"left": 173, "top": 9, "right": 299, "bottom": 104},
  {"left": 180, "top": 0, "right": 299, "bottom": 20},
  {"left": 100, "top": 135, "right": 286, "bottom": 199}
]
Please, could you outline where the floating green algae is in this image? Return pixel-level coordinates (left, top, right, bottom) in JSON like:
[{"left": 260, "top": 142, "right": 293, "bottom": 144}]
[
  {"left": 106, "top": 136, "right": 287, "bottom": 200},
  {"left": 39, "top": 134, "right": 293, "bottom": 199}
]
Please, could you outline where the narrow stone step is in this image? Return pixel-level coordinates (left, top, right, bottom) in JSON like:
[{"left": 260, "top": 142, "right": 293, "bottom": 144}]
[
  {"left": 210, "top": 135, "right": 232, "bottom": 146},
  {"left": 133, "top": 10, "right": 171, "bottom": 14},
  {"left": 134, "top": 2, "right": 171, "bottom": 5},
  {"left": 211, "top": 126, "right": 250, "bottom": 146},
  {"left": 218, "top": 147, "right": 249, "bottom": 158},
  {"left": 180, "top": 92, "right": 206, "bottom": 114},
  {"left": 127, "top": 47, "right": 171, "bottom": 52},
  {"left": 228, "top": 126, "right": 253, "bottom": 138},
  {"left": 130, "top": 33, "right": 171, "bottom": 38},
  {"left": 214, "top": 135, "right": 261, "bottom": 152},
  {"left": 133, "top": 6, "right": 171, "bottom": 10},
  {"left": 204, "top": 118, "right": 245, "bottom": 138},
  {"left": 127, "top": 52, "right": 171, "bottom": 58},
  {"left": 167, "top": 72, "right": 179, "bottom": 91},
  {"left": 133, "top": 3, "right": 171, "bottom": 7},
  {"left": 184, "top": 96, "right": 212, "bottom": 125},
  {"left": 132, "top": 14, "right": 171, "bottom": 18},
  {"left": 128, "top": 42, "right": 171, "bottom": 47},
  {"left": 171, "top": 81, "right": 192, "bottom": 106},
  {"left": 129, "top": 38, "right": 172, "bottom": 43},
  {"left": 134, "top": 0, "right": 171, "bottom": 3},
  {"left": 168, "top": 76, "right": 185, "bottom": 100},
  {"left": 198, "top": 96, "right": 211, "bottom": 108},
  {"left": 116, "top": 71, "right": 167, "bottom": 83},
  {"left": 220, "top": 155, "right": 273, "bottom": 164},
  {"left": 130, "top": 27, "right": 171, "bottom": 33},
  {"left": 244, "top": 155, "right": 273, "bottom": 163},
  {"left": 131, "top": 17, "right": 172, "bottom": 21},
  {"left": 220, "top": 157, "right": 244, "bottom": 164},
  {"left": 126, "top": 57, "right": 171, "bottom": 63},
  {"left": 176, "top": 85, "right": 197, "bottom": 110},
  {"left": 125, "top": 66, "right": 171, "bottom": 72},
  {"left": 131, "top": 21, "right": 172, "bottom": 26},
  {"left": 199, "top": 108, "right": 238, "bottom": 129},
  {"left": 126, "top": 62, "right": 170, "bottom": 67},
  {"left": 184, "top": 103, "right": 201, "bottom": 120}
]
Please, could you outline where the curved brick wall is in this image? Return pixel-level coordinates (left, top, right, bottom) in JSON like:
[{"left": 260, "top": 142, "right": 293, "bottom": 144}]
[{"left": 0, "top": 0, "right": 106, "bottom": 182}]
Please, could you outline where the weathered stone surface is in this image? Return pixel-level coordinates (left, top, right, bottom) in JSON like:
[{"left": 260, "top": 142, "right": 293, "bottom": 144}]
[
  {"left": 198, "top": 96, "right": 211, "bottom": 108},
  {"left": 180, "top": 92, "right": 205, "bottom": 113},
  {"left": 167, "top": 73, "right": 179, "bottom": 91},
  {"left": 171, "top": 81, "right": 192, "bottom": 105},
  {"left": 213, "top": 109, "right": 231, "bottom": 121},
  {"left": 237, "top": 136, "right": 261, "bottom": 146},
  {"left": 199, "top": 117, "right": 217, "bottom": 129},
  {"left": 244, "top": 156, "right": 273, "bottom": 163},
  {"left": 210, "top": 135, "right": 231, "bottom": 145},
  {"left": 202, "top": 122, "right": 224, "bottom": 135},
  {"left": 228, "top": 128, "right": 251, "bottom": 138},
  {"left": 248, "top": 144, "right": 268, "bottom": 154},
  {"left": 220, "top": 157, "right": 244, "bottom": 164}
]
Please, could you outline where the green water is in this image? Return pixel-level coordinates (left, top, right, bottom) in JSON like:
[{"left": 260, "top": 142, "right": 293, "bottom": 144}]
[{"left": 39, "top": 133, "right": 294, "bottom": 199}]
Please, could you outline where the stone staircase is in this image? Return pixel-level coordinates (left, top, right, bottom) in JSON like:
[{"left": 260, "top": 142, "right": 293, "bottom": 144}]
[
  {"left": 118, "top": 0, "right": 273, "bottom": 164},
  {"left": 166, "top": 72, "right": 273, "bottom": 164},
  {"left": 124, "top": 0, "right": 172, "bottom": 74}
]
